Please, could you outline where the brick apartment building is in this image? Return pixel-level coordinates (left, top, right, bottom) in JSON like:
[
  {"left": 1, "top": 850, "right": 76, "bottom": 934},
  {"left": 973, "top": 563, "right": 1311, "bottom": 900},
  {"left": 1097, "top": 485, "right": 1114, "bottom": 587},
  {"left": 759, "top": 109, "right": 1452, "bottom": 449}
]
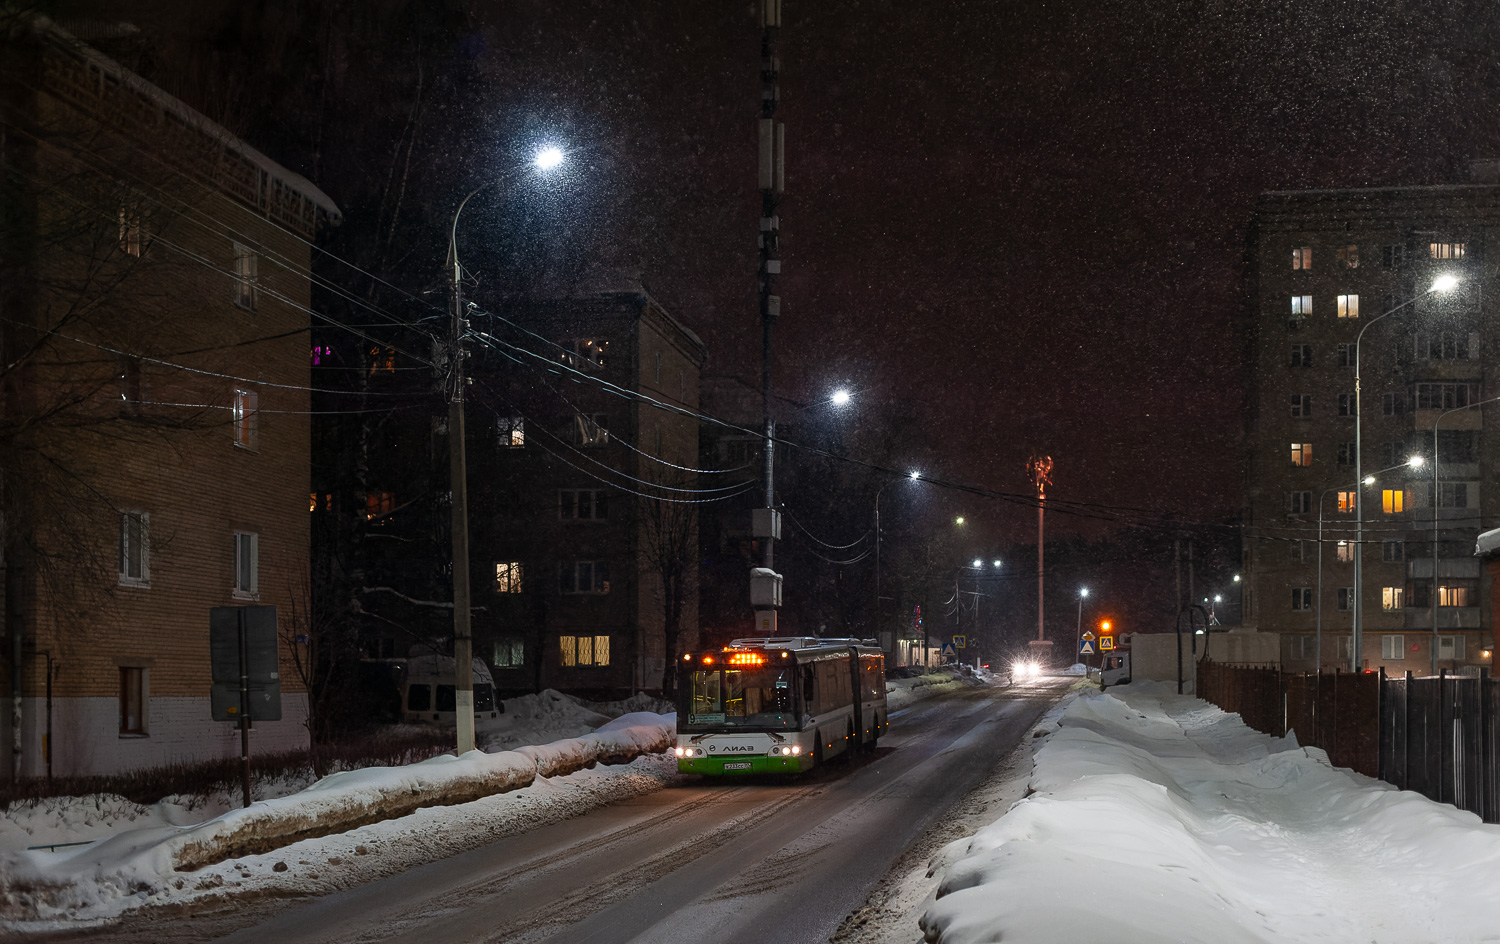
[
  {"left": 0, "top": 20, "right": 339, "bottom": 777},
  {"left": 1242, "top": 170, "right": 1500, "bottom": 675}
]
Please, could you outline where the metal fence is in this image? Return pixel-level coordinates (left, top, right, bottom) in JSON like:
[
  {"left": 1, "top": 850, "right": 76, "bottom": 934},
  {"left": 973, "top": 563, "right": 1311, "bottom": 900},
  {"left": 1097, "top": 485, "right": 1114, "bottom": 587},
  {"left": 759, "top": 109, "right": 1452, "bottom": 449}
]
[
  {"left": 1197, "top": 662, "right": 1500, "bottom": 821},
  {"left": 1379, "top": 670, "right": 1500, "bottom": 822}
]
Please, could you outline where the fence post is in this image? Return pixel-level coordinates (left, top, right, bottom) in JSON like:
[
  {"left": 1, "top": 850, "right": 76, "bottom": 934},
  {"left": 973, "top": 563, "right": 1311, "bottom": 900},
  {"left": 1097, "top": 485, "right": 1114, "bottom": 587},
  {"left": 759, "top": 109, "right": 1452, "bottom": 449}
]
[
  {"left": 1378, "top": 667, "right": 1387, "bottom": 781},
  {"left": 1440, "top": 668, "right": 1449, "bottom": 806},
  {"left": 1403, "top": 669, "right": 1413, "bottom": 791}
]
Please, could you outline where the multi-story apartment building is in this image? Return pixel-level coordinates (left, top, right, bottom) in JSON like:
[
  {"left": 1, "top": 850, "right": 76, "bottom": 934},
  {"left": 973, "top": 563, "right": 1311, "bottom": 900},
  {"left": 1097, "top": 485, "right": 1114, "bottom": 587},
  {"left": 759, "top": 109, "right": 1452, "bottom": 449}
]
[
  {"left": 337, "top": 290, "right": 706, "bottom": 699},
  {"left": 1243, "top": 172, "right": 1500, "bottom": 675},
  {"left": 0, "top": 20, "right": 339, "bottom": 777}
]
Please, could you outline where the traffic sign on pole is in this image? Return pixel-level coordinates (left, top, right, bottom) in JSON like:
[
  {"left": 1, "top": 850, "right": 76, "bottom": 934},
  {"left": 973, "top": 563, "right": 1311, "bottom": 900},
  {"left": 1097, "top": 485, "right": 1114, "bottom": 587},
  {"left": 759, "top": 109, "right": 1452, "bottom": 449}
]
[{"left": 1079, "top": 640, "right": 1096, "bottom": 655}]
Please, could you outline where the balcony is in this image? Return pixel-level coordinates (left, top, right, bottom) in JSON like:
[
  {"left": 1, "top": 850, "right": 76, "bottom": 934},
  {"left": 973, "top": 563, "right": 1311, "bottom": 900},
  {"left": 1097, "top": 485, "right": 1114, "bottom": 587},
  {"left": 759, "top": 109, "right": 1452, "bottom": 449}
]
[
  {"left": 1404, "top": 607, "right": 1482, "bottom": 630},
  {"left": 1407, "top": 558, "right": 1482, "bottom": 580}
]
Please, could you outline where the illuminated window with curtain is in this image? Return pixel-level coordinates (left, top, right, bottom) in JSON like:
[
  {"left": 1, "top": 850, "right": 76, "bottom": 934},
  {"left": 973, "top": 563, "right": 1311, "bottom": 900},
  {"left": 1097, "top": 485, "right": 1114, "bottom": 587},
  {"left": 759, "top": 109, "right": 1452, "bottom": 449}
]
[
  {"left": 559, "top": 635, "right": 611, "bottom": 667},
  {"left": 233, "top": 242, "right": 258, "bottom": 309},
  {"left": 1337, "top": 245, "right": 1359, "bottom": 268},
  {"left": 1429, "top": 242, "right": 1465, "bottom": 260},
  {"left": 1439, "top": 584, "right": 1475, "bottom": 607},
  {"left": 1336, "top": 541, "right": 1353, "bottom": 563},
  {"left": 1292, "top": 247, "right": 1312, "bottom": 270},
  {"left": 1337, "top": 491, "right": 1356, "bottom": 514},
  {"left": 1291, "top": 443, "right": 1312, "bottom": 467},
  {"left": 1291, "top": 295, "right": 1312, "bottom": 315},
  {"left": 494, "top": 562, "right": 523, "bottom": 593},
  {"left": 1382, "top": 490, "right": 1405, "bottom": 514},
  {"left": 1337, "top": 294, "right": 1359, "bottom": 318},
  {"left": 1382, "top": 588, "right": 1404, "bottom": 611},
  {"left": 232, "top": 388, "right": 258, "bottom": 450}
]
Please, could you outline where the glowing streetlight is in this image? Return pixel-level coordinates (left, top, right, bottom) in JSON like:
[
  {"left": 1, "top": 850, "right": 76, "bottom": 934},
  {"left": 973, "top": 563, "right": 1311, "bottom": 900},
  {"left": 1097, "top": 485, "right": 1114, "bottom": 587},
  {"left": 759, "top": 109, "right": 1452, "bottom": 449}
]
[
  {"left": 831, "top": 388, "right": 852, "bottom": 407},
  {"left": 534, "top": 145, "right": 565, "bottom": 170}
]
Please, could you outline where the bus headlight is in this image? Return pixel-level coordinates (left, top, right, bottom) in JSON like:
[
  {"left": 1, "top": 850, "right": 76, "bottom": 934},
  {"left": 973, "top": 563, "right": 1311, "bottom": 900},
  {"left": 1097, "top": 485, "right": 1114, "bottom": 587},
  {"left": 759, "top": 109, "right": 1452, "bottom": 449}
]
[{"left": 791, "top": 745, "right": 801, "bottom": 755}]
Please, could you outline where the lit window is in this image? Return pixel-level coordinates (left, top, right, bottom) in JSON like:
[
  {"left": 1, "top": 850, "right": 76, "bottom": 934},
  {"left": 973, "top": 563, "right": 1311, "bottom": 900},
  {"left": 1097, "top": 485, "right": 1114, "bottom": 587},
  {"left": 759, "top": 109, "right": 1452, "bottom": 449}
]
[
  {"left": 559, "top": 634, "right": 611, "bottom": 666},
  {"left": 1291, "top": 588, "right": 1313, "bottom": 610},
  {"left": 1292, "top": 247, "right": 1312, "bottom": 270},
  {"left": 368, "top": 347, "right": 395, "bottom": 374},
  {"left": 1337, "top": 490, "right": 1356, "bottom": 513},
  {"left": 119, "top": 512, "right": 149, "bottom": 587},
  {"left": 1291, "top": 295, "right": 1313, "bottom": 315},
  {"left": 233, "top": 388, "right": 258, "bottom": 450},
  {"left": 495, "top": 562, "right": 524, "bottom": 593},
  {"left": 559, "top": 489, "right": 609, "bottom": 520},
  {"left": 497, "top": 417, "right": 525, "bottom": 447},
  {"left": 119, "top": 667, "right": 147, "bottom": 735},
  {"left": 365, "top": 491, "right": 396, "bottom": 521},
  {"left": 1382, "top": 590, "right": 1404, "bottom": 613},
  {"left": 560, "top": 338, "right": 609, "bottom": 368},
  {"left": 232, "top": 531, "right": 259, "bottom": 600},
  {"left": 1438, "top": 585, "right": 1474, "bottom": 607},
  {"left": 1290, "top": 344, "right": 1312, "bottom": 367},
  {"left": 1336, "top": 541, "right": 1353, "bottom": 563},
  {"left": 1337, "top": 587, "right": 1355, "bottom": 611},
  {"left": 1429, "top": 242, "right": 1466, "bottom": 260},
  {"left": 1291, "top": 443, "right": 1312, "bottom": 467},
  {"left": 1337, "top": 294, "right": 1359, "bottom": 319},
  {"left": 1337, "top": 245, "right": 1359, "bottom": 268},
  {"left": 1382, "top": 490, "right": 1405, "bottom": 514},
  {"left": 119, "top": 203, "right": 145, "bottom": 257},
  {"left": 233, "top": 243, "right": 258, "bottom": 310},
  {"left": 1291, "top": 394, "right": 1311, "bottom": 417},
  {"left": 1381, "top": 634, "right": 1405, "bottom": 658},
  {"left": 560, "top": 561, "right": 610, "bottom": 594}
]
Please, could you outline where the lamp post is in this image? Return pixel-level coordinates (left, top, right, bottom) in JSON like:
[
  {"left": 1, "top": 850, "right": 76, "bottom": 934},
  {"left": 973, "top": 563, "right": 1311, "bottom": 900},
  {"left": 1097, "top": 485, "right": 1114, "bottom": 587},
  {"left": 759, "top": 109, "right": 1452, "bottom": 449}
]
[
  {"left": 1318, "top": 456, "right": 1423, "bottom": 677},
  {"left": 445, "top": 146, "right": 565, "bottom": 755},
  {"left": 1075, "top": 587, "right": 1089, "bottom": 667},
  {"left": 1353, "top": 275, "right": 1458, "bottom": 672}
]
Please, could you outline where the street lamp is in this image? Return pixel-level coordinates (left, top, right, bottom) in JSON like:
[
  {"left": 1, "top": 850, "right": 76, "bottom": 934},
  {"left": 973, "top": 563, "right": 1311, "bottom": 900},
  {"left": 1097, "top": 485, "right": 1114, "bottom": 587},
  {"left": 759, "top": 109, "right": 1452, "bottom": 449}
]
[
  {"left": 445, "top": 146, "right": 567, "bottom": 754},
  {"left": 1353, "top": 275, "right": 1459, "bottom": 672},
  {"left": 1075, "top": 587, "right": 1089, "bottom": 668},
  {"left": 1318, "top": 455, "right": 1423, "bottom": 676}
]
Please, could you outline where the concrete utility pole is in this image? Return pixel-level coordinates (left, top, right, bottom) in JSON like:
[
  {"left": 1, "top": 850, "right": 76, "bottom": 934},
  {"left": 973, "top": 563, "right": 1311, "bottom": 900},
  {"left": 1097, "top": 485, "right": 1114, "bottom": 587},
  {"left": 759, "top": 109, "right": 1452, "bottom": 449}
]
[
  {"left": 446, "top": 215, "right": 475, "bottom": 756},
  {"left": 750, "top": 0, "right": 786, "bottom": 635}
]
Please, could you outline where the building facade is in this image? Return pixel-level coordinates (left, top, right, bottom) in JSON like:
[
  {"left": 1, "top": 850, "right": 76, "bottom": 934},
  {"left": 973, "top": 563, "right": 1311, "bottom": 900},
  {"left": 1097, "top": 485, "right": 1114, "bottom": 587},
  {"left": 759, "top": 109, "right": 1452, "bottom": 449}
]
[
  {"left": 0, "top": 20, "right": 339, "bottom": 778},
  {"left": 1243, "top": 177, "right": 1500, "bottom": 675}
]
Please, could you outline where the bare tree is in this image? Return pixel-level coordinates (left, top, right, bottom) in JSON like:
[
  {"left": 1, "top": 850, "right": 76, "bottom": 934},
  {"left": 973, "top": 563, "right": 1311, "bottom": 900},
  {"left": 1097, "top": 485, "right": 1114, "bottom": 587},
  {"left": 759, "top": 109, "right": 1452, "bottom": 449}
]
[{"left": 638, "top": 480, "right": 699, "bottom": 701}]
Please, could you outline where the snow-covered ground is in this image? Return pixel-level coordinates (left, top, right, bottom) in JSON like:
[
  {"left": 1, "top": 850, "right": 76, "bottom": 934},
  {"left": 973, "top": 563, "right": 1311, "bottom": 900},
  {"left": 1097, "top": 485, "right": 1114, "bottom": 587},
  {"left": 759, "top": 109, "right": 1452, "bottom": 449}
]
[
  {"left": 915, "top": 681, "right": 1500, "bottom": 944},
  {"left": 0, "top": 670, "right": 981, "bottom": 932}
]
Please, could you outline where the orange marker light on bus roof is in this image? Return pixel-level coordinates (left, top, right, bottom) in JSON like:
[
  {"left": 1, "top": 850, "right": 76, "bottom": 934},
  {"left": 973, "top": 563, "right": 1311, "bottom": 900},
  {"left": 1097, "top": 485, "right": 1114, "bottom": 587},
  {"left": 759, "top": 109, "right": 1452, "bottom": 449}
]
[
  {"left": 702, "top": 655, "right": 714, "bottom": 665},
  {"left": 727, "top": 653, "right": 766, "bottom": 666}
]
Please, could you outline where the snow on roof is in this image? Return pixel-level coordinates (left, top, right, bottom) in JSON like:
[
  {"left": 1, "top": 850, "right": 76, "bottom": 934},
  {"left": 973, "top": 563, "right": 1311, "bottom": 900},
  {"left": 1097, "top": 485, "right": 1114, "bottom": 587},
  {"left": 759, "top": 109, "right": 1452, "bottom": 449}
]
[
  {"left": 34, "top": 16, "right": 341, "bottom": 228},
  {"left": 1476, "top": 527, "right": 1500, "bottom": 558}
]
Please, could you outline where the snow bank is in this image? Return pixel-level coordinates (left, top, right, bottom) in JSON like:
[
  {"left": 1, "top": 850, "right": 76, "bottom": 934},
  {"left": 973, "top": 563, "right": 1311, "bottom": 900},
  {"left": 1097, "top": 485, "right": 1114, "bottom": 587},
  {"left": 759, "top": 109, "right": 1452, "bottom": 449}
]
[
  {"left": 0, "top": 713, "right": 674, "bottom": 922},
  {"left": 920, "top": 681, "right": 1500, "bottom": 944}
]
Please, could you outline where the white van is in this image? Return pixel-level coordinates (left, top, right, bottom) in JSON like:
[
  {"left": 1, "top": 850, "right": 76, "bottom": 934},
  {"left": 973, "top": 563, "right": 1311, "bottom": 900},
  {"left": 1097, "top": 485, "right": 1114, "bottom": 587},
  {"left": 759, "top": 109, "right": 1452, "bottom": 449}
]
[{"left": 400, "top": 649, "right": 500, "bottom": 724}]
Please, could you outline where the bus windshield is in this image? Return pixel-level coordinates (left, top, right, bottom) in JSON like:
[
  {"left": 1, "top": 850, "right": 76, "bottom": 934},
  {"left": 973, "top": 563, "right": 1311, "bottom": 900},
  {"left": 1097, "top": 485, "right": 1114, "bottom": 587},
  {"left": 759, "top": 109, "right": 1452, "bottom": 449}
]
[{"left": 683, "top": 667, "right": 797, "bottom": 729}]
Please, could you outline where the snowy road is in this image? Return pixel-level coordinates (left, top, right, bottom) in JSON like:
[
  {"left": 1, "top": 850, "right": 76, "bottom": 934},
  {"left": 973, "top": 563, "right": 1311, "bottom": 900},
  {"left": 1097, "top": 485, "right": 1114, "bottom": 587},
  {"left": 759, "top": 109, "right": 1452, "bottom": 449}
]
[{"left": 48, "top": 679, "right": 1062, "bottom": 944}]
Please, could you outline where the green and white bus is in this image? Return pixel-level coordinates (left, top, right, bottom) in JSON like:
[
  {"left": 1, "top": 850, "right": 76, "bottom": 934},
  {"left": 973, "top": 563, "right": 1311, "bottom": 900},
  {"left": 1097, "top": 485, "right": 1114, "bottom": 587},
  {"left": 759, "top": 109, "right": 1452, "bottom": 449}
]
[{"left": 675, "top": 637, "right": 887, "bottom": 775}]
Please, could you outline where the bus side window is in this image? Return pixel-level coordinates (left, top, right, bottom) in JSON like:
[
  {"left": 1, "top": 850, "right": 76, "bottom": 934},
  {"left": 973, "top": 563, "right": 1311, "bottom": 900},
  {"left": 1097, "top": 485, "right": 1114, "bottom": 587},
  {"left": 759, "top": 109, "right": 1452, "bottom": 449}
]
[{"left": 802, "top": 666, "right": 817, "bottom": 712}]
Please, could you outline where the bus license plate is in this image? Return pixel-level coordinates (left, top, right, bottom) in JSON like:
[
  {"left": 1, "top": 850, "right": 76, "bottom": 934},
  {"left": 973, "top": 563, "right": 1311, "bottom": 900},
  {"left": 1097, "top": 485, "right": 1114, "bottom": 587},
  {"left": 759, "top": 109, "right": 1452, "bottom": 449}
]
[{"left": 724, "top": 762, "right": 752, "bottom": 770}]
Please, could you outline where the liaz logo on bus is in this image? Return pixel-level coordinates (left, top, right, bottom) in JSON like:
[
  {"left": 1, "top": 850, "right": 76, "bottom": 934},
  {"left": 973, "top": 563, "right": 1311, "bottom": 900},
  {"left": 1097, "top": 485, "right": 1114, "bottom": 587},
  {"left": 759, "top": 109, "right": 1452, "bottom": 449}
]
[{"left": 709, "top": 745, "right": 756, "bottom": 753}]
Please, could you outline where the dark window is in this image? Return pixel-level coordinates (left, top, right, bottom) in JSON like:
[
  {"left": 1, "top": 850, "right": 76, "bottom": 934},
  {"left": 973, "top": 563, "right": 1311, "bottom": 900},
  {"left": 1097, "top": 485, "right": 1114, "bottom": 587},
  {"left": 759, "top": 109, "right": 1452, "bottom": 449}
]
[
  {"left": 436, "top": 685, "right": 456, "bottom": 712},
  {"left": 407, "top": 684, "right": 431, "bottom": 712},
  {"left": 119, "top": 667, "right": 146, "bottom": 735},
  {"left": 1290, "top": 344, "right": 1312, "bottom": 367},
  {"left": 1291, "top": 588, "right": 1313, "bottom": 610}
]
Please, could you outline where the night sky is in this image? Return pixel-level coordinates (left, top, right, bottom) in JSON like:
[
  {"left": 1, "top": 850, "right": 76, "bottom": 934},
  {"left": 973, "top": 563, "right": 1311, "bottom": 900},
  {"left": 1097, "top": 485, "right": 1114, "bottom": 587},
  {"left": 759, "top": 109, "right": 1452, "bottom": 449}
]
[{"left": 64, "top": 0, "right": 1500, "bottom": 549}]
